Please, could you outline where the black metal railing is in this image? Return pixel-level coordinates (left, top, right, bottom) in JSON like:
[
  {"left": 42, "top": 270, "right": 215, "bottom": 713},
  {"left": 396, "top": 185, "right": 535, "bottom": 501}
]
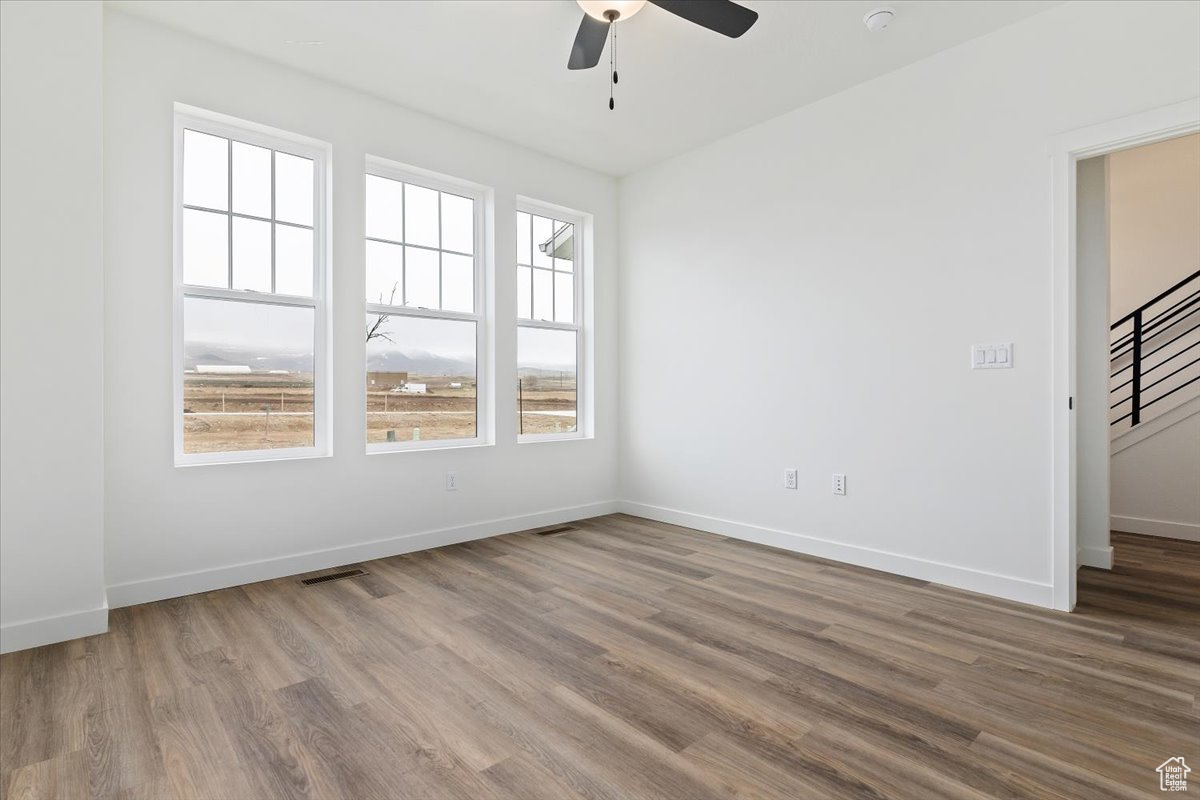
[{"left": 1110, "top": 268, "right": 1200, "bottom": 427}]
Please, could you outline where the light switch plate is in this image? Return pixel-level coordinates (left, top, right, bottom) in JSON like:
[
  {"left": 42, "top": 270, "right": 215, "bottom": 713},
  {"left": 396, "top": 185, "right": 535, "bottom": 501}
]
[{"left": 972, "top": 343, "right": 1013, "bottom": 369}]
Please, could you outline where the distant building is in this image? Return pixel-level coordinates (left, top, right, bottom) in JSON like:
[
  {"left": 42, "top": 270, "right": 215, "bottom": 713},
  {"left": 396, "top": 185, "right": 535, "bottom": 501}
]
[
  {"left": 367, "top": 371, "right": 409, "bottom": 390},
  {"left": 196, "top": 364, "right": 251, "bottom": 374}
]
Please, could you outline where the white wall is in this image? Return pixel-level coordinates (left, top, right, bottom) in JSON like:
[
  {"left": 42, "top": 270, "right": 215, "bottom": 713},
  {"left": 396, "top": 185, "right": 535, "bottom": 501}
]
[
  {"left": 619, "top": 1, "right": 1200, "bottom": 606},
  {"left": 103, "top": 12, "right": 619, "bottom": 606},
  {"left": 1076, "top": 156, "right": 1112, "bottom": 569},
  {"left": 1, "top": 1, "right": 109, "bottom": 652},
  {"left": 1108, "top": 133, "right": 1200, "bottom": 321},
  {"left": 1111, "top": 399, "right": 1200, "bottom": 541}
]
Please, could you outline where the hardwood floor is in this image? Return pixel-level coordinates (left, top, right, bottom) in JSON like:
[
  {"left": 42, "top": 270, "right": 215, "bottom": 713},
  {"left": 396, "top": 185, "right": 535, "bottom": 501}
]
[{"left": 2, "top": 518, "right": 1197, "bottom": 799}]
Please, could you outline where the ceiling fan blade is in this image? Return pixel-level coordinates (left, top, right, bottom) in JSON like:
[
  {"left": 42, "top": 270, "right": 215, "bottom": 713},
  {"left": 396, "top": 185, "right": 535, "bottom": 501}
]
[
  {"left": 568, "top": 13, "right": 610, "bottom": 70},
  {"left": 649, "top": 0, "right": 758, "bottom": 38}
]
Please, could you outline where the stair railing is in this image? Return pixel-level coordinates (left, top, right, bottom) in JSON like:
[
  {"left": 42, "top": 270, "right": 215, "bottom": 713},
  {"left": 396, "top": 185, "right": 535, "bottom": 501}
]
[{"left": 1110, "top": 268, "right": 1200, "bottom": 427}]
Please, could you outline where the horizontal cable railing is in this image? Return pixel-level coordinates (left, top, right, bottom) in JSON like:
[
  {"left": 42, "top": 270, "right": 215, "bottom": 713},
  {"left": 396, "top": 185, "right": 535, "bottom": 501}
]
[{"left": 1110, "top": 268, "right": 1200, "bottom": 427}]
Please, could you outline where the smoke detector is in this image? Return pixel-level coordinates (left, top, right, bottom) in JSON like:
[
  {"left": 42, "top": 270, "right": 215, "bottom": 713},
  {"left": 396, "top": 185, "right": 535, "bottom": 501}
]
[{"left": 863, "top": 7, "right": 895, "bottom": 32}]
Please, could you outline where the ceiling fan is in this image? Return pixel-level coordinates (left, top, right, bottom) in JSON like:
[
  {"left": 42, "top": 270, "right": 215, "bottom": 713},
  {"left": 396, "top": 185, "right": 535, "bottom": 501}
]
[{"left": 568, "top": 0, "right": 759, "bottom": 108}]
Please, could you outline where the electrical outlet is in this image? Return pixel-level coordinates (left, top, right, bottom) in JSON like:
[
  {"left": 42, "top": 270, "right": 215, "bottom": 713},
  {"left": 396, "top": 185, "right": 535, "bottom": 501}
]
[
  {"left": 445, "top": 471, "right": 458, "bottom": 491},
  {"left": 832, "top": 473, "right": 846, "bottom": 495},
  {"left": 784, "top": 469, "right": 798, "bottom": 490}
]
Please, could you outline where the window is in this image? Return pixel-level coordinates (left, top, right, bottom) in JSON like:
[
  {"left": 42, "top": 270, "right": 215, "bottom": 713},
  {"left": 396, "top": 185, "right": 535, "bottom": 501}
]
[
  {"left": 516, "top": 204, "right": 584, "bottom": 440},
  {"left": 174, "top": 108, "right": 328, "bottom": 464},
  {"left": 365, "top": 160, "right": 487, "bottom": 450}
]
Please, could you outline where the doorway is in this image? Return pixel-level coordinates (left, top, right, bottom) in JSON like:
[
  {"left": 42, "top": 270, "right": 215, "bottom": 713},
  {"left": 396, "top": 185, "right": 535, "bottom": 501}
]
[
  {"left": 1051, "top": 98, "right": 1200, "bottom": 611},
  {"left": 1077, "top": 133, "right": 1200, "bottom": 569}
]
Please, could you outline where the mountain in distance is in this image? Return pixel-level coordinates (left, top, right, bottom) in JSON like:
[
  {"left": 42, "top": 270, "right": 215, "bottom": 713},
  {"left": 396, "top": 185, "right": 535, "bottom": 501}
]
[
  {"left": 185, "top": 343, "right": 312, "bottom": 373},
  {"left": 188, "top": 342, "right": 569, "bottom": 376},
  {"left": 367, "top": 348, "right": 475, "bottom": 377},
  {"left": 518, "top": 366, "right": 576, "bottom": 379}
]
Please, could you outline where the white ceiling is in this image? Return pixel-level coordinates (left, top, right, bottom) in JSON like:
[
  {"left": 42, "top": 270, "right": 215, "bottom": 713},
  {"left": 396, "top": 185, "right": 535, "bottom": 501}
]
[{"left": 108, "top": 0, "right": 1062, "bottom": 175}]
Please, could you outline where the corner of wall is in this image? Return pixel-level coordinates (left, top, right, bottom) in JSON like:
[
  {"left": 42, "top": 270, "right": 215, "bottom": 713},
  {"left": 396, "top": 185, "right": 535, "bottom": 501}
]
[{"left": 0, "top": 0, "right": 109, "bottom": 654}]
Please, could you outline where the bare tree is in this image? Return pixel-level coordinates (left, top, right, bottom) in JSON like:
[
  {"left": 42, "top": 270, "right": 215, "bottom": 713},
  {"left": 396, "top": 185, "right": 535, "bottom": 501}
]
[{"left": 366, "top": 283, "right": 400, "bottom": 343}]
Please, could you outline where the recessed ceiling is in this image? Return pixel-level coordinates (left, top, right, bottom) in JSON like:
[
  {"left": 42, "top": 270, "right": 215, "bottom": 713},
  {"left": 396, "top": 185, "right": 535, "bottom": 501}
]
[{"left": 107, "top": 0, "right": 1063, "bottom": 175}]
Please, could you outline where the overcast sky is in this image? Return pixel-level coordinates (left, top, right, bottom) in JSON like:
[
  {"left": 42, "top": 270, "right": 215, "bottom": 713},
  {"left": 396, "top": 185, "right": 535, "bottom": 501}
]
[
  {"left": 366, "top": 314, "right": 474, "bottom": 360},
  {"left": 185, "top": 297, "right": 313, "bottom": 352}
]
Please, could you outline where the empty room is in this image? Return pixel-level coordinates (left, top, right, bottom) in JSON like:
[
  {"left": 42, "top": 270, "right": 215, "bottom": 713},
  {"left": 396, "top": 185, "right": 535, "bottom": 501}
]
[{"left": 2, "top": 1, "right": 1198, "bottom": 798}]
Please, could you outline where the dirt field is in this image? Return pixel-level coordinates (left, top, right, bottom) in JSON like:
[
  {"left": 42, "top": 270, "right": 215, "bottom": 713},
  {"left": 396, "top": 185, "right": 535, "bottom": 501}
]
[
  {"left": 366, "top": 374, "right": 577, "bottom": 442},
  {"left": 366, "top": 374, "right": 478, "bottom": 443},
  {"left": 182, "top": 372, "right": 576, "bottom": 452},
  {"left": 517, "top": 386, "right": 577, "bottom": 435},
  {"left": 183, "top": 373, "right": 314, "bottom": 453}
]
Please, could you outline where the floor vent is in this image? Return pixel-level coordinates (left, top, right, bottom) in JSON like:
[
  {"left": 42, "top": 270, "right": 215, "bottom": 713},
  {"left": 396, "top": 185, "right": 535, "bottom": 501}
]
[
  {"left": 535, "top": 525, "right": 577, "bottom": 536},
  {"left": 300, "top": 569, "right": 366, "bottom": 586}
]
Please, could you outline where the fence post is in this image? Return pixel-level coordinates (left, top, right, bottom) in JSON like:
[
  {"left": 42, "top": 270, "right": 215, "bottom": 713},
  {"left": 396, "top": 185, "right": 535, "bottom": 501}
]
[{"left": 1131, "top": 309, "right": 1142, "bottom": 426}]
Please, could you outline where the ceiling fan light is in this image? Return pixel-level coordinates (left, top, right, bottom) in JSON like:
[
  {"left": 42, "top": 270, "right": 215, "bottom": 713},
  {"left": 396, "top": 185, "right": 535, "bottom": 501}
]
[{"left": 577, "top": 0, "right": 647, "bottom": 23}]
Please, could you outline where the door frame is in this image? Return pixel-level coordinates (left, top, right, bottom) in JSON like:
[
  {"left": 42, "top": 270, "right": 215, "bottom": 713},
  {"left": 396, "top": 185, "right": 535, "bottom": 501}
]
[{"left": 1050, "top": 98, "right": 1200, "bottom": 611}]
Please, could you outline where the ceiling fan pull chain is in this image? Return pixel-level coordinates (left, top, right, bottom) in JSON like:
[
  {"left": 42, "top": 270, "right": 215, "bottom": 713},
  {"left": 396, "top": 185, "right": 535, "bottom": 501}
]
[
  {"left": 608, "top": 22, "right": 616, "bottom": 110},
  {"left": 612, "top": 20, "right": 618, "bottom": 85}
]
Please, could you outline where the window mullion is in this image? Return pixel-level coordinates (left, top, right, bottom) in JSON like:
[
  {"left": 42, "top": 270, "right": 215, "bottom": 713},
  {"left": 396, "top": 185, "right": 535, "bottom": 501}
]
[
  {"left": 365, "top": 303, "right": 478, "bottom": 323},
  {"left": 518, "top": 319, "right": 578, "bottom": 333},
  {"left": 403, "top": 183, "right": 410, "bottom": 305},
  {"left": 437, "top": 190, "right": 444, "bottom": 311},
  {"left": 270, "top": 149, "right": 277, "bottom": 294},
  {"left": 366, "top": 236, "right": 469, "bottom": 258},
  {"left": 226, "top": 138, "right": 233, "bottom": 289},
  {"left": 183, "top": 204, "right": 311, "bottom": 229},
  {"left": 528, "top": 214, "right": 535, "bottom": 318},
  {"left": 183, "top": 286, "right": 318, "bottom": 308}
]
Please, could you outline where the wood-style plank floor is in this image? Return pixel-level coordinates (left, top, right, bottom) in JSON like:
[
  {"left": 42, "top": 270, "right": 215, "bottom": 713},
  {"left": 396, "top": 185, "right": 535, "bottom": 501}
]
[{"left": 2, "top": 518, "right": 1197, "bottom": 799}]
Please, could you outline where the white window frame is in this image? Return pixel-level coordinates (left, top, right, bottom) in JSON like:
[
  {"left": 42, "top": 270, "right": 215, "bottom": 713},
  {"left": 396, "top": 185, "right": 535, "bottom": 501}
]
[
  {"left": 516, "top": 198, "right": 588, "bottom": 443},
  {"left": 172, "top": 105, "right": 331, "bottom": 466},
  {"left": 364, "top": 156, "right": 492, "bottom": 453}
]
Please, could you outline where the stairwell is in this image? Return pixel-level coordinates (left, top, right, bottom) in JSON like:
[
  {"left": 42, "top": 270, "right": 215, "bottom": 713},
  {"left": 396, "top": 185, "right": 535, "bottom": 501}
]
[{"left": 1108, "top": 269, "right": 1200, "bottom": 542}]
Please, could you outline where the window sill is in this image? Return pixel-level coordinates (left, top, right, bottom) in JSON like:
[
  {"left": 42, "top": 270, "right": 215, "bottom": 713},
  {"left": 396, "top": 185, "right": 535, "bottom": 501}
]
[
  {"left": 175, "top": 448, "right": 331, "bottom": 468},
  {"left": 366, "top": 439, "right": 494, "bottom": 455},
  {"left": 517, "top": 432, "right": 590, "bottom": 444}
]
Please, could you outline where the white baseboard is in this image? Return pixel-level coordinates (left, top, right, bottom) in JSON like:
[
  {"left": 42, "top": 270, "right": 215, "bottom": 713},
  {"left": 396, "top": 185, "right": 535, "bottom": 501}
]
[
  {"left": 1111, "top": 515, "right": 1200, "bottom": 542},
  {"left": 107, "top": 500, "right": 620, "bottom": 609},
  {"left": 1077, "top": 545, "right": 1114, "bottom": 569},
  {"left": 618, "top": 501, "right": 1055, "bottom": 608},
  {"left": 0, "top": 603, "right": 109, "bottom": 655}
]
